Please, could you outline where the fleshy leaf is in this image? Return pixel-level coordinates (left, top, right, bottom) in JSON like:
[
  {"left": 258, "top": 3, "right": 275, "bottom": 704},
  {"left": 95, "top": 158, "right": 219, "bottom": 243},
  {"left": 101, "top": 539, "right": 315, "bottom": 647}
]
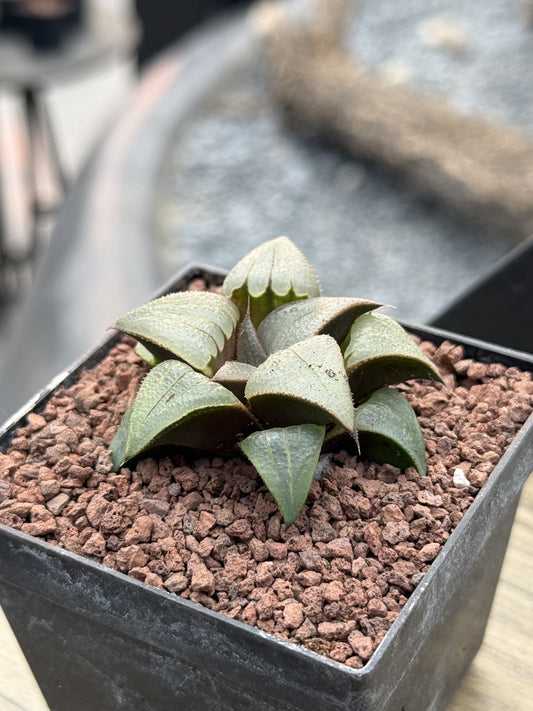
[
  {"left": 212, "top": 361, "right": 256, "bottom": 401},
  {"left": 343, "top": 313, "right": 443, "bottom": 401},
  {"left": 257, "top": 296, "right": 381, "bottom": 354},
  {"left": 109, "top": 404, "right": 134, "bottom": 471},
  {"left": 114, "top": 291, "right": 240, "bottom": 377},
  {"left": 236, "top": 313, "right": 267, "bottom": 366},
  {"left": 221, "top": 236, "right": 321, "bottom": 328},
  {"left": 245, "top": 335, "right": 355, "bottom": 433},
  {"left": 135, "top": 342, "right": 160, "bottom": 367},
  {"left": 355, "top": 388, "right": 427, "bottom": 475},
  {"left": 240, "top": 424, "right": 325, "bottom": 526},
  {"left": 110, "top": 360, "right": 255, "bottom": 469}
]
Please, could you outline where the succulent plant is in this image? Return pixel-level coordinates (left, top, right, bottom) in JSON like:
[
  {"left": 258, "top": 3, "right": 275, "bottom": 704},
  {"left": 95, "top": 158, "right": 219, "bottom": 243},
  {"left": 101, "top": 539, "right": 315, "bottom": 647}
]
[{"left": 110, "top": 237, "right": 442, "bottom": 525}]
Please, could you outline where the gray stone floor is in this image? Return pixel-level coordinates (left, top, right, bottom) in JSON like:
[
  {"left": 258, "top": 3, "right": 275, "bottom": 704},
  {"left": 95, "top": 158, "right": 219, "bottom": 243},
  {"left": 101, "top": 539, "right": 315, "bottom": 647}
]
[{"left": 154, "top": 0, "right": 533, "bottom": 323}]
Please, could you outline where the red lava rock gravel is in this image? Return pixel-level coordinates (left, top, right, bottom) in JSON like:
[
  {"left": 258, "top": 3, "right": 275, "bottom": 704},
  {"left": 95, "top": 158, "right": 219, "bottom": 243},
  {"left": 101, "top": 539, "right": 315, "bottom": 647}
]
[{"left": 1, "top": 305, "right": 533, "bottom": 670}]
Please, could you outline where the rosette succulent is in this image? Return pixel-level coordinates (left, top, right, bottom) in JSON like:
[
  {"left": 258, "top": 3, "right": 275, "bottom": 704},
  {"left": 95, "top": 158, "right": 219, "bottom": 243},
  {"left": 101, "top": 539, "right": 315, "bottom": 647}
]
[{"left": 110, "top": 237, "right": 442, "bottom": 525}]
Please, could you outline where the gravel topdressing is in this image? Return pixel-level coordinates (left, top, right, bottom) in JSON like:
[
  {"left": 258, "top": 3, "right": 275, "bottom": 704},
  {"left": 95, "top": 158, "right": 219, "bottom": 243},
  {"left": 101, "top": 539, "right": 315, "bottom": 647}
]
[{"left": 1, "top": 287, "right": 532, "bottom": 669}]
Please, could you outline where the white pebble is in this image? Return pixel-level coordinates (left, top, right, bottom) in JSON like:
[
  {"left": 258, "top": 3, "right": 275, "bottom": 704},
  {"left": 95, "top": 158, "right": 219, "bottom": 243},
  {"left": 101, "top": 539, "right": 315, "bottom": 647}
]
[{"left": 453, "top": 468, "right": 470, "bottom": 488}]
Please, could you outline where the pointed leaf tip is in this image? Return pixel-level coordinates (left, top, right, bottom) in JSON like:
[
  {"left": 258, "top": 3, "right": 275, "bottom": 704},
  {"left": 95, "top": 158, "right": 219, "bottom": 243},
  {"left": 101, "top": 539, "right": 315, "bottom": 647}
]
[
  {"left": 343, "top": 312, "right": 443, "bottom": 400},
  {"left": 110, "top": 360, "right": 255, "bottom": 467},
  {"left": 356, "top": 388, "right": 427, "bottom": 475},
  {"left": 258, "top": 296, "right": 382, "bottom": 354},
  {"left": 246, "top": 335, "right": 355, "bottom": 433},
  {"left": 240, "top": 424, "right": 325, "bottom": 525}
]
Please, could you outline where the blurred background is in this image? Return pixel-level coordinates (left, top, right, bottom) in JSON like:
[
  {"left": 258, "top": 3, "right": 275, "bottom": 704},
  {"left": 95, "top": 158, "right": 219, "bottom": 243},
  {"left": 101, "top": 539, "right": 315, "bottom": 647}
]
[{"left": 1, "top": 0, "right": 533, "bottom": 424}]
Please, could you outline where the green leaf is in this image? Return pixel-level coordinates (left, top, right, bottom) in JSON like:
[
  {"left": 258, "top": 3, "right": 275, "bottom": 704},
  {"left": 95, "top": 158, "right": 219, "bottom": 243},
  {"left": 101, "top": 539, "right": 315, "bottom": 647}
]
[
  {"left": 343, "top": 313, "right": 443, "bottom": 401},
  {"left": 114, "top": 291, "right": 240, "bottom": 377},
  {"left": 257, "top": 296, "right": 381, "bottom": 354},
  {"left": 221, "top": 236, "right": 321, "bottom": 328},
  {"left": 245, "top": 335, "right": 355, "bottom": 433},
  {"left": 110, "top": 403, "right": 134, "bottom": 471},
  {"left": 211, "top": 361, "right": 256, "bottom": 401},
  {"left": 355, "top": 388, "right": 427, "bottom": 474},
  {"left": 236, "top": 313, "right": 267, "bottom": 366},
  {"left": 240, "top": 424, "right": 325, "bottom": 526},
  {"left": 135, "top": 342, "right": 160, "bottom": 367},
  {"left": 110, "top": 360, "right": 256, "bottom": 469}
]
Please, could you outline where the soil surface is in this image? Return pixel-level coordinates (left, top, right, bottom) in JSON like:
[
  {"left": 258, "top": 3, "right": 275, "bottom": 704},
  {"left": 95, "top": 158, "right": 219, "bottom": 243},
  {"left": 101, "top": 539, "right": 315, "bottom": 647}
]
[{"left": 1, "top": 280, "right": 532, "bottom": 669}]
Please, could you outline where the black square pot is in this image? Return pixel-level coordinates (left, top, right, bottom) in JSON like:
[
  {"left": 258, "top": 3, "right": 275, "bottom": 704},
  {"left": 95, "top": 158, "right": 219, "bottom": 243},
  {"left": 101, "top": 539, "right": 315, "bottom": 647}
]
[
  {"left": 1, "top": 265, "right": 532, "bottom": 711},
  {"left": 431, "top": 237, "right": 533, "bottom": 354}
]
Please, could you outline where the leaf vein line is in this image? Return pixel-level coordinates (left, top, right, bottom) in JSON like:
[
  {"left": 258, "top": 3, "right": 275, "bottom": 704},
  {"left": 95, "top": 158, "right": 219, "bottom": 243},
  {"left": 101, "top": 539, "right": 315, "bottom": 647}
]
[
  {"left": 141, "top": 374, "right": 198, "bottom": 424},
  {"left": 285, "top": 350, "right": 343, "bottom": 399}
]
